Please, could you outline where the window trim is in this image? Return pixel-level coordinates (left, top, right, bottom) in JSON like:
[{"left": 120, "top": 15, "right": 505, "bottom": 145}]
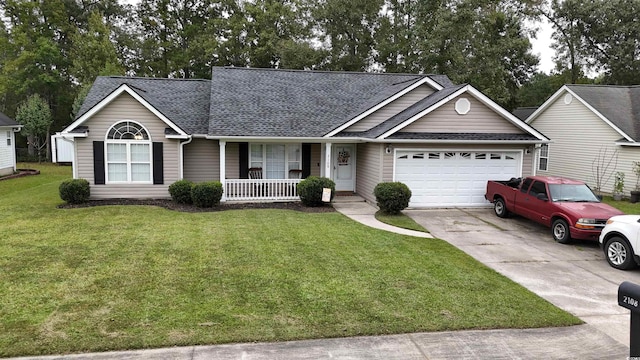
[
  {"left": 104, "top": 121, "right": 153, "bottom": 184},
  {"left": 538, "top": 144, "right": 549, "bottom": 171},
  {"left": 249, "top": 143, "right": 302, "bottom": 179}
]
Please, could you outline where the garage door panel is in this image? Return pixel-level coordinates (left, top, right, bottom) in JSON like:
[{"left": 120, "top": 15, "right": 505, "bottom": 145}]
[{"left": 395, "top": 150, "right": 521, "bottom": 207}]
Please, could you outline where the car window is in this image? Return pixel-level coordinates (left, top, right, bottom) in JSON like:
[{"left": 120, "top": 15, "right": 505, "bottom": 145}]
[
  {"left": 520, "top": 178, "right": 533, "bottom": 194},
  {"left": 548, "top": 184, "right": 600, "bottom": 202},
  {"left": 529, "top": 181, "right": 547, "bottom": 198}
]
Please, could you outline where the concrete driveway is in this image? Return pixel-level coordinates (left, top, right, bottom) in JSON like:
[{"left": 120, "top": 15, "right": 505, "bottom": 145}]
[{"left": 405, "top": 208, "right": 640, "bottom": 347}]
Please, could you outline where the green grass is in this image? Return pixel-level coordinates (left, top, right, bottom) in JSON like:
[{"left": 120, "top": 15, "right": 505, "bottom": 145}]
[
  {"left": 375, "top": 211, "right": 429, "bottom": 232},
  {"left": 0, "top": 163, "right": 581, "bottom": 357},
  {"left": 602, "top": 196, "right": 640, "bottom": 214}
]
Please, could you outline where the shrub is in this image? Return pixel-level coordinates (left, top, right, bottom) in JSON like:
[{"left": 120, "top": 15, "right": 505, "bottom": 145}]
[
  {"left": 59, "top": 178, "right": 90, "bottom": 204},
  {"left": 191, "top": 181, "right": 223, "bottom": 208},
  {"left": 169, "top": 179, "right": 194, "bottom": 204},
  {"left": 374, "top": 182, "right": 412, "bottom": 215},
  {"left": 297, "top": 176, "right": 335, "bottom": 207}
]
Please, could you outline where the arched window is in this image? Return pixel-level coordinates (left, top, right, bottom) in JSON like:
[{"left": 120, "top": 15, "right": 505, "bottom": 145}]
[{"left": 105, "top": 121, "right": 152, "bottom": 183}]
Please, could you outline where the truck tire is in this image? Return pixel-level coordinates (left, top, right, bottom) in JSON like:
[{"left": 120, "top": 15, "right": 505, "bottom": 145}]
[
  {"left": 604, "top": 236, "right": 637, "bottom": 270},
  {"left": 552, "top": 219, "right": 571, "bottom": 244},
  {"left": 493, "top": 198, "right": 509, "bottom": 218}
]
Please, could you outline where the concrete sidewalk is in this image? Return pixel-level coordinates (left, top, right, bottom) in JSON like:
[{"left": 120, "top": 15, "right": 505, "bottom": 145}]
[
  {"left": 10, "top": 325, "right": 628, "bottom": 360},
  {"left": 332, "top": 201, "right": 432, "bottom": 238},
  {"left": 7, "top": 201, "right": 631, "bottom": 359}
]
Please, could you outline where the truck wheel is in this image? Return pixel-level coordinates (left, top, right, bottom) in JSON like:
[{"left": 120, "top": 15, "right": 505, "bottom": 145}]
[
  {"left": 494, "top": 198, "right": 509, "bottom": 218},
  {"left": 552, "top": 219, "right": 571, "bottom": 244},
  {"left": 605, "top": 237, "right": 637, "bottom": 270}
]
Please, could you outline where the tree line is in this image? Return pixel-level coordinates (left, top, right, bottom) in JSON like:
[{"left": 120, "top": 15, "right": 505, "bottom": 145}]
[{"left": 1, "top": 0, "right": 638, "bottom": 159}]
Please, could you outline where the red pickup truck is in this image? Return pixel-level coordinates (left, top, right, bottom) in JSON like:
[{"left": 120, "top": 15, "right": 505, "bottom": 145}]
[{"left": 485, "top": 176, "right": 624, "bottom": 243}]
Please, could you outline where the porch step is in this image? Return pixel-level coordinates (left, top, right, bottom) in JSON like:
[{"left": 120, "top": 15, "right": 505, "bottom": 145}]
[{"left": 333, "top": 193, "right": 366, "bottom": 203}]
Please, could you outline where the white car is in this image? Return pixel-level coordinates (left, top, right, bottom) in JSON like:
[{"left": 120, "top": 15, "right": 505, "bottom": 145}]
[{"left": 599, "top": 215, "right": 640, "bottom": 270}]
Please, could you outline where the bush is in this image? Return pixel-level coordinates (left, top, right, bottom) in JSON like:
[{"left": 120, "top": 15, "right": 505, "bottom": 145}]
[
  {"left": 297, "top": 176, "right": 335, "bottom": 207},
  {"left": 191, "top": 181, "right": 223, "bottom": 208},
  {"left": 59, "top": 178, "right": 90, "bottom": 204},
  {"left": 169, "top": 179, "right": 194, "bottom": 204},
  {"left": 374, "top": 182, "right": 412, "bottom": 215}
]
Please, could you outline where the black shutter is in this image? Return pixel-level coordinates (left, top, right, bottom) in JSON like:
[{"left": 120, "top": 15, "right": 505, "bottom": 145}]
[
  {"left": 239, "top": 142, "right": 248, "bottom": 179},
  {"left": 302, "top": 143, "right": 311, "bottom": 178},
  {"left": 153, "top": 142, "right": 163, "bottom": 184},
  {"left": 93, "top": 141, "right": 105, "bottom": 185}
]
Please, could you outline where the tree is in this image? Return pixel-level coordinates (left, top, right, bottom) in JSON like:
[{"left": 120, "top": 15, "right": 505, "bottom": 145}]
[
  {"left": 312, "top": 0, "right": 384, "bottom": 71},
  {"left": 15, "top": 94, "right": 53, "bottom": 162},
  {"left": 70, "top": 10, "right": 124, "bottom": 86}
]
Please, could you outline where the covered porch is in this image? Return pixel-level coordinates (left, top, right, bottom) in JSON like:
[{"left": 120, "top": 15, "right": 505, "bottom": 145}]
[{"left": 182, "top": 139, "right": 357, "bottom": 202}]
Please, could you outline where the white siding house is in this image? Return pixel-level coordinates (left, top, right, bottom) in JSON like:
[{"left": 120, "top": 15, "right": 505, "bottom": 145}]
[
  {"left": 527, "top": 85, "right": 640, "bottom": 195},
  {"left": 0, "top": 112, "right": 21, "bottom": 176}
]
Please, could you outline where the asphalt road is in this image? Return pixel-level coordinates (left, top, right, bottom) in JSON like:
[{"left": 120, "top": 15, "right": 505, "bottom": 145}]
[{"left": 405, "top": 208, "right": 640, "bottom": 347}]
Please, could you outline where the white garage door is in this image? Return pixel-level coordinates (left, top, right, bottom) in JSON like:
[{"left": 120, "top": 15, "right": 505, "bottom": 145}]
[{"left": 394, "top": 150, "right": 521, "bottom": 207}]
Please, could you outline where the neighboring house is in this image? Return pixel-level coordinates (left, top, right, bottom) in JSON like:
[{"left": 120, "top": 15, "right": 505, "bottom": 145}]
[
  {"left": 0, "top": 111, "right": 21, "bottom": 176},
  {"left": 59, "top": 67, "right": 547, "bottom": 207},
  {"left": 526, "top": 85, "right": 640, "bottom": 195}
]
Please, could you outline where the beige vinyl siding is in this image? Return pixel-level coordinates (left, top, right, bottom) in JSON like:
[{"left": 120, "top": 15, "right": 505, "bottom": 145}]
[
  {"left": 183, "top": 138, "right": 219, "bottom": 182},
  {"left": 401, "top": 95, "right": 522, "bottom": 134},
  {"left": 310, "top": 143, "right": 321, "bottom": 176},
  {"left": 382, "top": 144, "right": 528, "bottom": 182},
  {"left": 522, "top": 150, "right": 533, "bottom": 177},
  {"left": 355, "top": 143, "right": 384, "bottom": 203},
  {"left": 75, "top": 93, "right": 180, "bottom": 199},
  {"left": 345, "top": 85, "right": 435, "bottom": 132},
  {"left": 529, "top": 93, "right": 624, "bottom": 193},
  {"left": 225, "top": 142, "right": 240, "bottom": 179}
]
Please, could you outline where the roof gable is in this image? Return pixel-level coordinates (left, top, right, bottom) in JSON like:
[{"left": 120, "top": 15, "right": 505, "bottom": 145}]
[
  {"left": 66, "top": 77, "right": 210, "bottom": 135},
  {"left": 527, "top": 85, "right": 640, "bottom": 142},
  {"left": 371, "top": 85, "right": 547, "bottom": 141}
]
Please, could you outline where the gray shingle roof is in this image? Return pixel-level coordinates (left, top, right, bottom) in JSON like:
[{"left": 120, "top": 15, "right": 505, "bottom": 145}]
[
  {"left": 207, "top": 67, "right": 450, "bottom": 137},
  {"left": 568, "top": 85, "right": 640, "bottom": 141},
  {"left": 0, "top": 111, "right": 17, "bottom": 127},
  {"left": 512, "top": 107, "right": 538, "bottom": 121},
  {"left": 76, "top": 76, "right": 211, "bottom": 134}
]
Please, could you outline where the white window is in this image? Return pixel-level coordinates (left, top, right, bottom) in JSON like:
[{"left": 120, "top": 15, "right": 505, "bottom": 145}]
[
  {"left": 6, "top": 131, "right": 10, "bottom": 146},
  {"left": 538, "top": 144, "right": 549, "bottom": 171},
  {"left": 105, "top": 121, "right": 152, "bottom": 183},
  {"left": 250, "top": 143, "right": 301, "bottom": 179}
]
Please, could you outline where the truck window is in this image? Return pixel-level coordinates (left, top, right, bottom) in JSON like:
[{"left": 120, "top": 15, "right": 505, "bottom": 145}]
[
  {"left": 529, "top": 181, "right": 547, "bottom": 197},
  {"left": 520, "top": 178, "right": 533, "bottom": 194}
]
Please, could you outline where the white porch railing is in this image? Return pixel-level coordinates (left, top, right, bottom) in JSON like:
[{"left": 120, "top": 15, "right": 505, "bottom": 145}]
[{"left": 224, "top": 179, "right": 302, "bottom": 201}]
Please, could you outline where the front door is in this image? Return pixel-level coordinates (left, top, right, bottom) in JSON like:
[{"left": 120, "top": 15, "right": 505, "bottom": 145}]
[{"left": 332, "top": 144, "right": 355, "bottom": 191}]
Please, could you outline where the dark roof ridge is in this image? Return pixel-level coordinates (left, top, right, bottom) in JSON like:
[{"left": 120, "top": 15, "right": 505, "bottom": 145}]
[
  {"left": 567, "top": 84, "right": 640, "bottom": 89},
  {"left": 212, "top": 66, "right": 440, "bottom": 78},
  {"left": 100, "top": 75, "right": 211, "bottom": 82}
]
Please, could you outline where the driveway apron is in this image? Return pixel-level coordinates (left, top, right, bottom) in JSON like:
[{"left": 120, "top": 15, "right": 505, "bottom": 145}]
[{"left": 405, "top": 208, "right": 640, "bottom": 348}]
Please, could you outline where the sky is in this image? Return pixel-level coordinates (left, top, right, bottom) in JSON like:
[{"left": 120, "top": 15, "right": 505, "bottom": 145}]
[{"left": 529, "top": 19, "right": 555, "bottom": 74}]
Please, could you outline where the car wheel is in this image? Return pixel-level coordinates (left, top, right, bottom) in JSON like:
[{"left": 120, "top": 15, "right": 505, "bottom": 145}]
[
  {"left": 605, "top": 236, "right": 637, "bottom": 270},
  {"left": 494, "top": 198, "right": 509, "bottom": 218},
  {"left": 552, "top": 219, "right": 571, "bottom": 244}
]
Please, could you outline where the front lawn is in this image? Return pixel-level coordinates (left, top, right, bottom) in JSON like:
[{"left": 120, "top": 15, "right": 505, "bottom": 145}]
[
  {"left": 602, "top": 196, "right": 640, "bottom": 214},
  {"left": 0, "top": 163, "right": 580, "bottom": 357}
]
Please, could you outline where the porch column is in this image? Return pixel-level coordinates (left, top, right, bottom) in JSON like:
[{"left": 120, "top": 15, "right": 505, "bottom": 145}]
[
  {"left": 219, "top": 140, "right": 226, "bottom": 202},
  {"left": 325, "top": 142, "right": 332, "bottom": 179}
]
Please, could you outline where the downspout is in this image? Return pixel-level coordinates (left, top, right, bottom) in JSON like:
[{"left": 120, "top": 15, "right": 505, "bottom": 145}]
[{"left": 179, "top": 136, "right": 193, "bottom": 179}]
